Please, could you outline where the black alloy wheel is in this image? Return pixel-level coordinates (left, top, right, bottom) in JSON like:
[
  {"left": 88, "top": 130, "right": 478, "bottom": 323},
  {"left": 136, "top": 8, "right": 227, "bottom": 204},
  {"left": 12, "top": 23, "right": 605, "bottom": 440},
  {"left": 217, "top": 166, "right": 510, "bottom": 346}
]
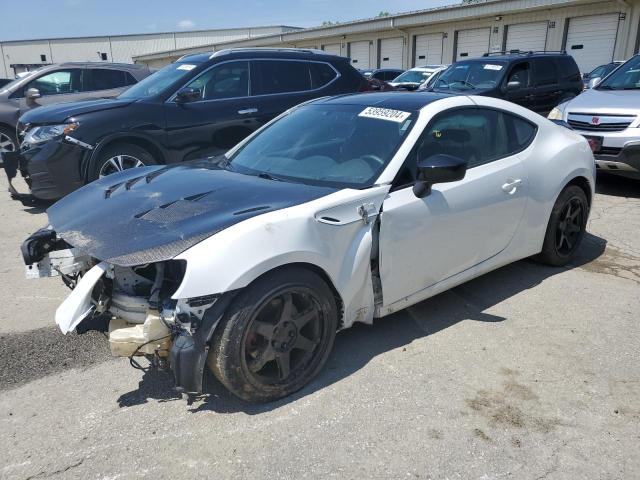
[
  {"left": 555, "top": 196, "right": 585, "bottom": 257},
  {"left": 243, "top": 290, "right": 324, "bottom": 384},
  {"left": 209, "top": 267, "right": 338, "bottom": 402},
  {"left": 536, "top": 185, "right": 589, "bottom": 266}
]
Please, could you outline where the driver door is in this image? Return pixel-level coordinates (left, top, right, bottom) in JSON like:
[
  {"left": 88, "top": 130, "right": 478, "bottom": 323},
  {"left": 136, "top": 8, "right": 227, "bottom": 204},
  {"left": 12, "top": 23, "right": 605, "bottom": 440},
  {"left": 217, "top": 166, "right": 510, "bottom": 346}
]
[
  {"left": 15, "top": 68, "right": 84, "bottom": 115},
  {"left": 378, "top": 107, "right": 534, "bottom": 308}
]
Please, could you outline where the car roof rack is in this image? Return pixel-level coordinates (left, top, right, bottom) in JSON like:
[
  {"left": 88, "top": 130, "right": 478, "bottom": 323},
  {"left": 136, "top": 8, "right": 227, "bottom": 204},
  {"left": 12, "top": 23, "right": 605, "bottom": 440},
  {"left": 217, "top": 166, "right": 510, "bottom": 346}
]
[
  {"left": 482, "top": 50, "right": 567, "bottom": 57},
  {"left": 211, "top": 47, "right": 328, "bottom": 59}
]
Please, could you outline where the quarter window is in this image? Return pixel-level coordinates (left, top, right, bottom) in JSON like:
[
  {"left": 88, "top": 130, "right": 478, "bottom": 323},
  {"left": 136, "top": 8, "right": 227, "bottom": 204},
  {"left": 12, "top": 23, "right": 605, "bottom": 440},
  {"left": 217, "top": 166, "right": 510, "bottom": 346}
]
[
  {"left": 254, "top": 60, "right": 311, "bottom": 95},
  {"left": 184, "top": 61, "right": 249, "bottom": 100},
  {"left": 309, "top": 62, "right": 338, "bottom": 89}
]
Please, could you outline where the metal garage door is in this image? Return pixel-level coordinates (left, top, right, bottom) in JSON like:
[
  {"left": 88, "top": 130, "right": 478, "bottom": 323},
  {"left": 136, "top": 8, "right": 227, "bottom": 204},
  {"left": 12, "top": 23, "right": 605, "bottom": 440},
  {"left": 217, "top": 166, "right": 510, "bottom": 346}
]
[
  {"left": 349, "top": 41, "right": 371, "bottom": 69},
  {"left": 322, "top": 43, "right": 342, "bottom": 56},
  {"left": 414, "top": 33, "right": 443, "bottom": 66},
  {"left": 456, "top": 28, "right": 491, "bottom": 60},
  {"left": 565, "top": 13, "right": 619, "bottom": 73},
  {"left": 505, "top": 22, "right": 548, "bottom": 53},
  {"left": 379, "top": 37, "right": 404, "bottom": 69}
]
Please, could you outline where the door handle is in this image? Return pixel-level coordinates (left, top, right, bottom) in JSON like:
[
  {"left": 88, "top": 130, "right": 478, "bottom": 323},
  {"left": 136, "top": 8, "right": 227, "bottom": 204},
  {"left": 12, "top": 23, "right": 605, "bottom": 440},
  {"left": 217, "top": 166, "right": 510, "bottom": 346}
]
[
  {"left": 502, "top": 178, "right": 522, "bottom": 194},
  {"left": 238, "top": 108, "right": 258, "bottom": 115}
]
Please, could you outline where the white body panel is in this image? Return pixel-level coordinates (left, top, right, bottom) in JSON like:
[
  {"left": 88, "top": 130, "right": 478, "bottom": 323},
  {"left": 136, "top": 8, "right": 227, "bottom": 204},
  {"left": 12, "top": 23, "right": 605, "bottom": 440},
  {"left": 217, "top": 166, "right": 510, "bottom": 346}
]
[
  {"left": 349, "top": 41, "right": 371, "bottom": 69},
  {"left": 173, "top": 95, "right": 595, "bottom": 328},
  {"left": 566, "top": 14, "right": 619, "bottom": 73},
  {"left": 414, "top": 34, "right": 444, "bottom": 65},
  {"left": 175, "top": 187, "right": 391, "bottom": 329},
  {"left": 379, "top": 37, "right": 404, "bottom": 69},
  {"left": 505, "top": 22, "right": 548, "bottom": 53},
  {"left": 455, "top": 28, "right": 491, "bottom": 60}
]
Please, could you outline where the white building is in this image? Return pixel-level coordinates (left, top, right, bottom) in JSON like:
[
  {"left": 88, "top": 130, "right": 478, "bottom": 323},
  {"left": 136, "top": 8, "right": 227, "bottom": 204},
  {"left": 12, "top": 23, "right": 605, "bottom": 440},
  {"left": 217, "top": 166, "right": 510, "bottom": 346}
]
[
  {"left": 133, "top": 0, "right": 640, "bottom": 73},
  {"left": 0, "top": 26, "right": 301, "bottom": 78}
]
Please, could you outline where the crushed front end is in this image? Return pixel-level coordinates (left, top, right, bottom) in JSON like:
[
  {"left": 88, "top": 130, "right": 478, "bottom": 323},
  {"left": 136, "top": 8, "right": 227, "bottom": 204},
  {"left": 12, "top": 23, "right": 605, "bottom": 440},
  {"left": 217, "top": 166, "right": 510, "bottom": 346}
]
[{"left": 21, "top": 227, "right": 230, "bottom": 393}]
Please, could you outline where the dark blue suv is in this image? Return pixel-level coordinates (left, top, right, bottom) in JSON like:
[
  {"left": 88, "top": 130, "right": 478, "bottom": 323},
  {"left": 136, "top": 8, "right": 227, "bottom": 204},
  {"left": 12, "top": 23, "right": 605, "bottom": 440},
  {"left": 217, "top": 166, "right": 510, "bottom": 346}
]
[{"left": 10, "top": 48, "right": 367, "bottom": 200}]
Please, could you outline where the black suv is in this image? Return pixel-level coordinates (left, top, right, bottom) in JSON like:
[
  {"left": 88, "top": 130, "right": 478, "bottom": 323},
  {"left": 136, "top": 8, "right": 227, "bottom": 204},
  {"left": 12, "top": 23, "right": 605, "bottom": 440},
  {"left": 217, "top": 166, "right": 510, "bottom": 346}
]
[
  {"left": 13, "top": 49, "right": 367, "bottom": 200},
  {"left": 429, "top": 51, "right": 582, "bottom": 115}
]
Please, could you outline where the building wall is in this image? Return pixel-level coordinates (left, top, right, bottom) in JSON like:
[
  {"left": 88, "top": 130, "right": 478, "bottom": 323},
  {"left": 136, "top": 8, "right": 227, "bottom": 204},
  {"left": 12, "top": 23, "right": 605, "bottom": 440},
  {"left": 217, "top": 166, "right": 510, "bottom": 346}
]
[
  {"left": 0, "top": 26, "right": 296, "bottom": 77},
  {"left": 134, "top": 0, "right": 640, "bottom": 73}
]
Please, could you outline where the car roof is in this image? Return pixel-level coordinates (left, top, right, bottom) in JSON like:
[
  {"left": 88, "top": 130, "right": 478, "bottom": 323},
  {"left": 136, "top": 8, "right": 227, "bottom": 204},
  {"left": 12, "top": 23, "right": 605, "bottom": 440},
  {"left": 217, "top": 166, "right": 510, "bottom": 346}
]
[{"left": 315, "top": 91, "right": 453, "bottom": 111}]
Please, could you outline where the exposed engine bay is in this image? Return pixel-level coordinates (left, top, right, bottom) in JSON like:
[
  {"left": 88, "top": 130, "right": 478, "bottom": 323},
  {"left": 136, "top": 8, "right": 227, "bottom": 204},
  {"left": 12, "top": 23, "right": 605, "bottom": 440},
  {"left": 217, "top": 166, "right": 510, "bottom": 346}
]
[{"left": 22, "top": 227, "right": 223, "bottom": 391}]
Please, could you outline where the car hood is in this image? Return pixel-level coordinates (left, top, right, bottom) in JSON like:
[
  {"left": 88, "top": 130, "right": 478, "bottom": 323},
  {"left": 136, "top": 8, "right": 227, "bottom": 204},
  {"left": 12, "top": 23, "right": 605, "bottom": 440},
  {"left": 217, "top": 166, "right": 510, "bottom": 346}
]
[
  {"left": 564, "top": 88, "right": 640, "bottom": 115},
  {"left": 19, "top": 98, "right": 136, "bottom": 124},
  {"left": 47, "top": 160, "right": 336, "bottom": 266}
]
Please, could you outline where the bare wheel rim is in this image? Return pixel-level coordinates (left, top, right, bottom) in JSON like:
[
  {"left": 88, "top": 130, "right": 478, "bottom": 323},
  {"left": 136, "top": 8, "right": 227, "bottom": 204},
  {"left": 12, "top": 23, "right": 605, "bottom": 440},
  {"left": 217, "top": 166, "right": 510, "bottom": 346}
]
[
  {"left": 555, "top": 196, "right": 585, "bottom": 257},
  {"left": 242, "top": 288, "right": 326, "bottom": 386},
  {"left": 0, "top": 132, "right": 16, "bottom": 154},
  {"left": 98, "top": 154, "right": 146, "bottom": 178}
]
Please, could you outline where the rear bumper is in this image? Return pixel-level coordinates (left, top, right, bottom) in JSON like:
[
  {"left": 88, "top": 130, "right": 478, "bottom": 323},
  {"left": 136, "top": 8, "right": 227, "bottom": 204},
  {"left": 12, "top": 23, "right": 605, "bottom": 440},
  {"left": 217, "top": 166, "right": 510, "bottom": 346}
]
[{"left": 21, "top": 139, "right": 88, "bottom": 200}]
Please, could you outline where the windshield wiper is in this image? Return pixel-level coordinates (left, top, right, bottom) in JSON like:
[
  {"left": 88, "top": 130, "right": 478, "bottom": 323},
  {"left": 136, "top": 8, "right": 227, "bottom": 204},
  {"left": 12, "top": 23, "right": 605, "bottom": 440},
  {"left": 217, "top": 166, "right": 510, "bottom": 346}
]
[{"left": 257, "top": 172, "right": 284, "bottom": 182}]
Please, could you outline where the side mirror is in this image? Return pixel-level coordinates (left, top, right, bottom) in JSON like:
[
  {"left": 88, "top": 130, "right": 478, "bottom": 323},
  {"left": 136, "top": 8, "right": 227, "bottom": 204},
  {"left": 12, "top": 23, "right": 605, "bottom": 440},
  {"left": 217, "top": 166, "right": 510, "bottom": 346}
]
[
  {"left": 413, "top": 154, "right": 467, "bottom": 198},
  {"left": 587, "top": 77, "right": 601, "bottom": 89},
  {"left": 506, "top": 80, "right": 521, "bottom": 91},
  {"left": 175, "top": 87, "right": 201, "bottom": 104},
  {"left": 25, "top": 88, "right": 41, "bottom": 100}
]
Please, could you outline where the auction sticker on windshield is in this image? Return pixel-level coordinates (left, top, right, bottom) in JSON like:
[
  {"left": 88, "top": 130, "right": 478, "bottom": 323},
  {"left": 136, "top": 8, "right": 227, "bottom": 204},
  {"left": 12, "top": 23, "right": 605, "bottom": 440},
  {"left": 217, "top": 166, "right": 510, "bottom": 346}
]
[
  {"left": 483, "top": 64, "right": 503, "bottom": 71},
  {"left": 177, "top": 64, "right": 196, "bottom": 71},
  {"left": 359, "top": 107, "right": 411, "bottom": 123}
]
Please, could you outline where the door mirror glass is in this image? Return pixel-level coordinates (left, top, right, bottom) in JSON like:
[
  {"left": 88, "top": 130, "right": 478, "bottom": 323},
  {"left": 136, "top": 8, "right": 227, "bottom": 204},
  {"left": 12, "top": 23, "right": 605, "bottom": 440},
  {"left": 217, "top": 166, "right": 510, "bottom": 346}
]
[
  {"left": 587, "top": 77, "right": 601, "bottom": 89},
  {"left": 175, "top": 87, "right": 202, "bottom": 104},
  {"left": 25, "top": 88, "right": 41, "bottom": 100},
  {"left": 506, "top": 80, "right": 521, "bottom": 91},
  {"left": 413, "top": 154, "right": 467, "bottom": 198}
]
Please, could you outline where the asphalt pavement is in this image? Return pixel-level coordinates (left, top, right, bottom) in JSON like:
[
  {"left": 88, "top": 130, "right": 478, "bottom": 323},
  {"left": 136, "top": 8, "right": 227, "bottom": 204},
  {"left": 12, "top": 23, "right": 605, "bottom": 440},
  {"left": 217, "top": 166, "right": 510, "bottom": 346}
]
[{"left": 0, "top": 172, "right": 638, "bottom": 479}]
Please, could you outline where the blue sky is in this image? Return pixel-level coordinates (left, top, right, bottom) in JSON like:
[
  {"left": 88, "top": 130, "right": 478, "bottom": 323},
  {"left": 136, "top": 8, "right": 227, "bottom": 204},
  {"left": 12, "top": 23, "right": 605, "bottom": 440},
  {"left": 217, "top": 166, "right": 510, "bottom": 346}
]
[{"left": 0, "top": 0, "right": 457, "bottom": 41}]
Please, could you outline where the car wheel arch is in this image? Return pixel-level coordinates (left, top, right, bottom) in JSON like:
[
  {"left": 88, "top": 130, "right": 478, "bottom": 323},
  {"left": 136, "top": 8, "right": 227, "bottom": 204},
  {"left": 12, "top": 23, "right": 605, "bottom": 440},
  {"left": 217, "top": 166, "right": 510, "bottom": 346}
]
[{"left": 86, "top": 134, "right": 166, "bottom": 180}]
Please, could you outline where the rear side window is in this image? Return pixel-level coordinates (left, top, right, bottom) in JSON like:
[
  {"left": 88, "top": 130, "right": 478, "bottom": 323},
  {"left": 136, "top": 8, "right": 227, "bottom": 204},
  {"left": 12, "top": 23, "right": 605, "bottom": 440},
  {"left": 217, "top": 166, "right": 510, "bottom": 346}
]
[
  {"left": 254, "top": 60, "right": 311, "bottom": 95},
  {"left": 87, "top": 69, "right": 129, "bottom": 91},
  {"left": 557, "top": 57, "right": 581, "bottom": 82},
  {"left": 309, "top": 62, "right": 338, "bottom": 89},
  {"left": 534, "top": 58, "right": 558, "bottom": 86}
]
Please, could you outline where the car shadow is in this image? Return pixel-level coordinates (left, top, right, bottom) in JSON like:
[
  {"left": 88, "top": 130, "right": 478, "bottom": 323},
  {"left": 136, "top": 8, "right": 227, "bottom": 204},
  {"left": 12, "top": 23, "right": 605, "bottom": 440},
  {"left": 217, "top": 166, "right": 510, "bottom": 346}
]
[
  {"left": 596, "top": 173, "right": 640, "bottom": 199},
  {"left": 117, "top": 232, "right": 606, "bottom": 413}
]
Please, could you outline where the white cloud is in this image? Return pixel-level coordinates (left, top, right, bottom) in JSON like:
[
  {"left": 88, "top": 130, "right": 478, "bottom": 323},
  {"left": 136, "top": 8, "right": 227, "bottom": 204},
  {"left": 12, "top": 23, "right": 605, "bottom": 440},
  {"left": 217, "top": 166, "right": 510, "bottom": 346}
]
[{"left": 177, "top": 19, "right": 196, "bottom": 29}]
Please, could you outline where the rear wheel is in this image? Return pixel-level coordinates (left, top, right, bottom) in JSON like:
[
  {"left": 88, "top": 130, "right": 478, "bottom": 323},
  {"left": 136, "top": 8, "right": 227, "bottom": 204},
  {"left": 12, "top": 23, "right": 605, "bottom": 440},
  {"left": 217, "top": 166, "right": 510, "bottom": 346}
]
[
  {"left": 535, "top": 185, "right": 589, "bottom": 266},
  {"left": 0, "top": 126, "right": 18, "bottom": 155},
  {"left": 90, "top": 142, "right": 156, "bottom": 181},
  {"left": 208, "top": 267, "right": 338, "bottom": 402}
]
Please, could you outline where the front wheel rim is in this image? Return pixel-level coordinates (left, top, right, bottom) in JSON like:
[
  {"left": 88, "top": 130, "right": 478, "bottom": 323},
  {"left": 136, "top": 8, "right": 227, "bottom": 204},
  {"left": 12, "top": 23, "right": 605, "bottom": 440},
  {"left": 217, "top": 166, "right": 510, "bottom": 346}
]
[
  {"left": 0, "top": 132, "right": 16, "bottom": 154},
  {"left": 98, "top": 154, "right": 146, "bottom": 178},
  {"left": 242, "top": 288, "right": 326, "bottom": 386},
  {"left": 555, "top": 196, "right": 585, "bottom": 256}
]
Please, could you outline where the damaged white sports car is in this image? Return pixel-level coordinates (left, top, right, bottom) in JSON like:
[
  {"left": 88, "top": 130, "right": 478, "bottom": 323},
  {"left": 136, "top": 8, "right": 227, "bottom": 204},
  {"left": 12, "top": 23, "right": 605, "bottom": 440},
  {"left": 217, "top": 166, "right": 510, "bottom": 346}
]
[{"left": 22, "top": 92, "right": 595, "bottom": 402}]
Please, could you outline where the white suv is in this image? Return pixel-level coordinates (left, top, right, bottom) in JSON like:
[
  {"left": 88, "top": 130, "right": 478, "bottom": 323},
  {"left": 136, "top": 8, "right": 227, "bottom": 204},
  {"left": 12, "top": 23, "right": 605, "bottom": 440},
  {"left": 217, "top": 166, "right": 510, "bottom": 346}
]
[{"left": 549, "top": 55, "right": 640, "bottom": 180}]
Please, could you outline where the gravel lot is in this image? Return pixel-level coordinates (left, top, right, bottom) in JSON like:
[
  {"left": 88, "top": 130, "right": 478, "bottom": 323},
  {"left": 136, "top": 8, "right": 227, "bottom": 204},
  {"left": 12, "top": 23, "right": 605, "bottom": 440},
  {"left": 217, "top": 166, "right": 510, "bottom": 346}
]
[{"left": 0, "top": 172, "right": 638, "bottom": 480}]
